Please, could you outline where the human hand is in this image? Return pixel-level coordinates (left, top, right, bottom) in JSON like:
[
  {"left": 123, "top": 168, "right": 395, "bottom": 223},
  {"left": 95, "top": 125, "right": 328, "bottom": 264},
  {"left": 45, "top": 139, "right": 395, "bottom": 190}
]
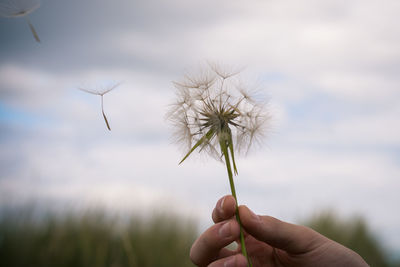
[{"left": 190, "top": 195, "right": 368, "bottom": 267}]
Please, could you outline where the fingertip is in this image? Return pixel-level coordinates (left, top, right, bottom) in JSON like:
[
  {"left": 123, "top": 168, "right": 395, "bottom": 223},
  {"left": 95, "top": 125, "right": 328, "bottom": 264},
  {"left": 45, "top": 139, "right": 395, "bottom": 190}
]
[
  {"left": 238, "top": 205, "right": 260, "bottom": 226},
  {"left": 217, "top": 219, "right": 241, "bottom": 240},
  {"left": 229, "top": 218, "right": 241, "bottom": 238},
  {"left": 222, "top": 195, "right": 236, "bottom": 216},
  {"left": 213, "top": 195, "right": 237, "bottom": 223}
]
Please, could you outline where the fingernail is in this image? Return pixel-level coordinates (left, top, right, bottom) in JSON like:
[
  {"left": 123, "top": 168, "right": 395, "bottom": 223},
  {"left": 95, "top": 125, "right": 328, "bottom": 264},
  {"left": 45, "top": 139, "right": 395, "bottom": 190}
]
[
  {"left": 219, "top": 197, "right": 225, "bottom": 215},
  {"left": 218, "top": 221, "right": 231, "bottom": 238},
  {"left": 224, "top": 256, "right": 236, "bottom": 267}
]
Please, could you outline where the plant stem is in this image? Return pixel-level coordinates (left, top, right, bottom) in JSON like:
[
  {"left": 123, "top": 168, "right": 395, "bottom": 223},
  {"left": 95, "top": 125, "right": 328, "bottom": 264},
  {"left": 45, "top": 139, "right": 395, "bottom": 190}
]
[
  {"left": 101, "top": 95, "right": 111, "bottom": 131},
  {"left": 220, "top": 141, "right": 252, "bottom": 267}
]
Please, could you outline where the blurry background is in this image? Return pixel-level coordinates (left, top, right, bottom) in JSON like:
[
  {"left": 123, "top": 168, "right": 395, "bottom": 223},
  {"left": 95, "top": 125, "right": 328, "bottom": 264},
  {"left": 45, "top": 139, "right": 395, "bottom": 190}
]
[{"left": 0, "top": 0, "right": 399, "bottom": 266}]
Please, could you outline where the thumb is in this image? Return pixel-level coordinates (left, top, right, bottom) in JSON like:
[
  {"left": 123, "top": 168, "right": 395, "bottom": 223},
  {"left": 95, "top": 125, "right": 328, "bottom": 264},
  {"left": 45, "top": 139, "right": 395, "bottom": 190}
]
[{"left": 238, "top": 205, "right": 322, "bottom": 254}]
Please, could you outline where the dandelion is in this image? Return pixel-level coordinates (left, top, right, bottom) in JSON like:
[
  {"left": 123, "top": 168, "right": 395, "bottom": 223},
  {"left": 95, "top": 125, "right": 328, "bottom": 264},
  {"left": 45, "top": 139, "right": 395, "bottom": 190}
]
[
  {"left": 0, "top": 0, "right": 41, "bottom": 42},
  {"left": 78, "top": 81, "right": 120, "bottom": 131},
  {"left": 167, "top": 64, "right": 269, "bottom": 267}
]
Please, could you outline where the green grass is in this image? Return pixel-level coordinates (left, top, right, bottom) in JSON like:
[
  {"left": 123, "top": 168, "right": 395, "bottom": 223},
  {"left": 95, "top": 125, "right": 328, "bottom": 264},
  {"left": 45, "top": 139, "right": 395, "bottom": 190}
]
[
  {"left": 0, "top": 209, "right": 197, "bottom": 267},
  {"left": 1, "top": 208, "right": 399, "bottom": 267}
]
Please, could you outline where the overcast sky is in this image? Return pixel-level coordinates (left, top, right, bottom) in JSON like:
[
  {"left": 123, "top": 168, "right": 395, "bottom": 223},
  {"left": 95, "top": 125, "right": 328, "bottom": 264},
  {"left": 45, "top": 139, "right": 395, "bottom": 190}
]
[{"left": 1, "top": 0, "right": 399, "bottom": 259}]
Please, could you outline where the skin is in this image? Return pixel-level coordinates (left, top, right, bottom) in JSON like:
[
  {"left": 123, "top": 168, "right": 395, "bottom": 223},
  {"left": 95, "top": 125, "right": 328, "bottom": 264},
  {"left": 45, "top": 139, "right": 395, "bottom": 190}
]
[{"left": 190, "top": 195, "right": 369, "bottom": 267}]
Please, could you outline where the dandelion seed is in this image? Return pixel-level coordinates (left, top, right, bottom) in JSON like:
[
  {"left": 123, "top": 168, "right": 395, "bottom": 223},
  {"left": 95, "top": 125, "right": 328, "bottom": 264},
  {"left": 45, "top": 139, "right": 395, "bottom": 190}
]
[
  {"left": 0, "top": 0, "right": 41, "bottom": 42},
  {"left": 78, "top": 81, "right": 120, "bottom": 131},
  {"left": 167, "top": 64, "right": 269, "bottom": 267}
]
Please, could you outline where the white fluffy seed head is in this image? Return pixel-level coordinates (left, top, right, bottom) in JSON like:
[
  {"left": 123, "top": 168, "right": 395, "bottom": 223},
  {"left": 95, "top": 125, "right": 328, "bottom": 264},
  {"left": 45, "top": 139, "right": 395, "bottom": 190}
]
[{"left": 167, "top": 64, "right": 270, "bottom": 161}]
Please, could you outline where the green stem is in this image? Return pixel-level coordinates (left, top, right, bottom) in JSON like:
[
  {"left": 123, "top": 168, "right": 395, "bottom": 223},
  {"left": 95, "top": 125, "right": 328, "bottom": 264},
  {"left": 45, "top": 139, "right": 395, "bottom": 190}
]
[{"left": 220, "top": 140, "right": 252, "bottom": 267}]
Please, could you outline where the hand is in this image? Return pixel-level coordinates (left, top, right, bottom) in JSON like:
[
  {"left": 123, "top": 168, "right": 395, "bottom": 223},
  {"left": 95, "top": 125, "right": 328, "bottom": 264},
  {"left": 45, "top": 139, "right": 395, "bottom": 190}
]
[{"left": 190, "top": 195, "right": 368, "bottom": 267}]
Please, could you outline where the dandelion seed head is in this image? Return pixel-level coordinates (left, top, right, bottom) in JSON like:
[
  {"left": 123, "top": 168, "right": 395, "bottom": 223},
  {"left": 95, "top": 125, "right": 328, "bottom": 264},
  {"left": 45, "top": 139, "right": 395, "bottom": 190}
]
[{"left": 167, "top": 65, "right": 270, "bottom": 161}]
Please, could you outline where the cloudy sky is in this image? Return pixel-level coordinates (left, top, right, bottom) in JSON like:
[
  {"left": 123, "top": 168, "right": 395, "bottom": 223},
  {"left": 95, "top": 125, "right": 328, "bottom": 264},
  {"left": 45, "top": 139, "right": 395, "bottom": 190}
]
[{"left": 1, "top": 0, "right": 399, "bottom": 258}]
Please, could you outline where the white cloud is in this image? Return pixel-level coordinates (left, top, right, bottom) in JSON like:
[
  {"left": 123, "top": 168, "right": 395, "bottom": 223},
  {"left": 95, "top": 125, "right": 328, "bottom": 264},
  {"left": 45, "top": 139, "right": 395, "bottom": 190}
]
[
  {"left": 280, "top": 106, "right": 400, "bottom": 147},
  {"left": 0, "top": 64, "right": 66, "bottom": 107}
]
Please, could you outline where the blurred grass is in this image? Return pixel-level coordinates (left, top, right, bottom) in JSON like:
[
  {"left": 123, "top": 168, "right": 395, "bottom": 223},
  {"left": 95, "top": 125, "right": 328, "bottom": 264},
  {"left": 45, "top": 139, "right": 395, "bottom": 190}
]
[
  {"left": 1, "top": 207, "right": 399, "bottom": 267},
  {"left": 0, "top": 209, "right": 197, "bottom": 267}
]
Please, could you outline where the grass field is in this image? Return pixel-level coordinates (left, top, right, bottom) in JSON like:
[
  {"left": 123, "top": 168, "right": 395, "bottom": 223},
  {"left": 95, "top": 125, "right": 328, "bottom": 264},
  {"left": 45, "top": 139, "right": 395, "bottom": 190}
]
[
  {"left": 0, "top": 209, "right": 197, "bottom": 267},
  {"left": 0, "top": 207, "right": 399, "bottom": 267}
]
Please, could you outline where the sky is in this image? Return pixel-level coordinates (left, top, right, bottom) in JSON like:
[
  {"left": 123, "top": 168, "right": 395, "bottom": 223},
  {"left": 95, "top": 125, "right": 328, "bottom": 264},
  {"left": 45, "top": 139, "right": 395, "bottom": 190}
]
[{"left": 0, "top": 0, "right": 400, "bottom": 259}]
